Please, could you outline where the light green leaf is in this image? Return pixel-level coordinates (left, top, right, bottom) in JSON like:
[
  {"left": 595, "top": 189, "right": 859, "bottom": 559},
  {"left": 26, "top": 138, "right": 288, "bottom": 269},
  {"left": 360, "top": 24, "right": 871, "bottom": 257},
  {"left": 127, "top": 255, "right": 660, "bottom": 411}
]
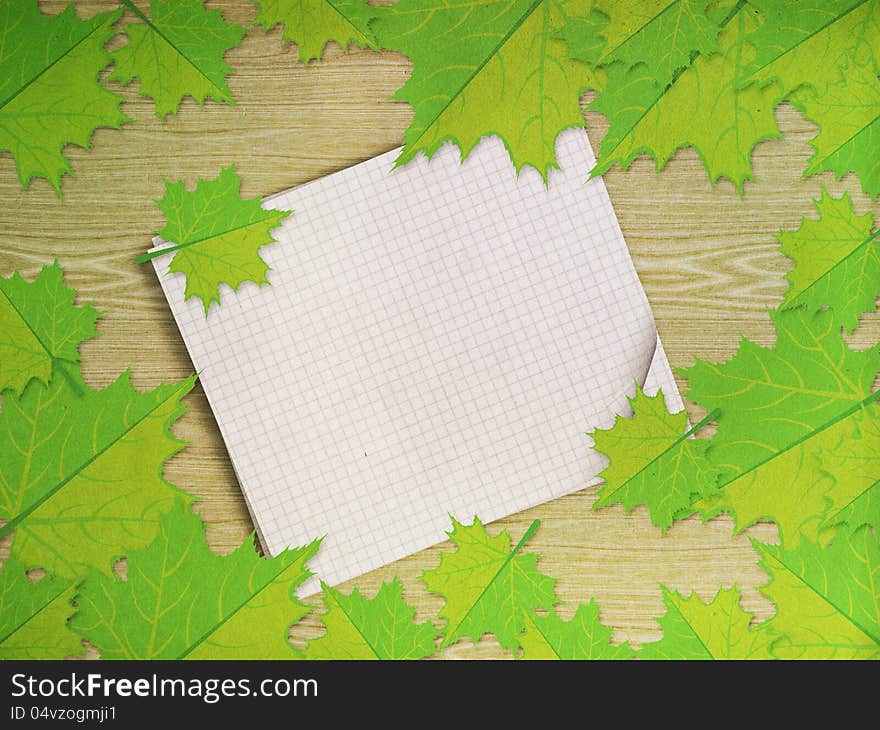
[
  {"left": 639, "top": 585, "right": 776, "bottom": 660},
  {"left": 590, "top": 387, "right": 721, "bottom": 530},
  {"left": 592, "top": 0, "right": 725, "bottom": 87},
  {"left": 740, "top": 1, "right": 880, "bottom": 197},
  {"left": 71, "top": 505, "right": 320, "bottom": 659},
  {"left": 816, "top": 407, "right": 880, "bottom": 533},
  {"left": 373, "top": 0, "right": 602, "bottom": 180},
  {"left": 518, "top": 600, "right": 634, "bottom": 659},
  {"left": 778, "top": 188, "right": 878, "bottom": 332},
  {"left": 250, "top": 0, "right": 378, "bottom": 64},
  {"left": 556, "top": 6, "right": 608, "bottom": 66},
  {"left": 303, "top": 579, "right": 437, "bottom": 659},
  {"left": 0, "top": 262, "right": 100, "bottom": 396},
  {"left": 756, "top": 530, "right": 880, "bottom": 659},
  {"left": 794, "top": 54, "right": 880, "bottom": 199},
  {"left": 590, "top": 2, "right": 782, "bottom": 192},
  {"left": 0, "top": 0, "right": 127, "bottom": 194},
  {"left": 110, "top": 0, "right": 245, "bottom": 119},
  {"left": 422, "top": 518, "right": 556, "bottom": 650},
  {"left": 0, "top": 367, "right": 196, "bottom": 578},
  {"left": 141, "top": 165, "right": 292, "bottom": 315},
  {"left": 681, "top": 308, "right": 880, "bottom": 484},
  {"left": 0, "top": 556, "right": 81, "bottom": 660},
  {"left": 744, "top": 0, "right": 880, "bottom": 96},
  {"left": 703, "top": 403, "right": 879, "bottom": 548},
  {"left": 682, "top": 308, "right": 880, "bottom": 546}
]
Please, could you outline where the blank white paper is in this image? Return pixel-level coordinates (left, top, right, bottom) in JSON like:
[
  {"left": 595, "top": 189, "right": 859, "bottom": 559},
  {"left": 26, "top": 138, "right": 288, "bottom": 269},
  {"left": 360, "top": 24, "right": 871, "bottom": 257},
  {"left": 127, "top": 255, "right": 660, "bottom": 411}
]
[{"left": 151, "top": 128, "right": 682, "bottom": 595}]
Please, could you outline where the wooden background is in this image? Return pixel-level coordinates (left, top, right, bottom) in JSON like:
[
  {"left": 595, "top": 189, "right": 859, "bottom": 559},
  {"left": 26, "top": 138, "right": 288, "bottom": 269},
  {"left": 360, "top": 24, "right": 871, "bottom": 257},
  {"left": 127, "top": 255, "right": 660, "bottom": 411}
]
[{"left": 2, "top": 0, "right": 878, "bottom": 658}]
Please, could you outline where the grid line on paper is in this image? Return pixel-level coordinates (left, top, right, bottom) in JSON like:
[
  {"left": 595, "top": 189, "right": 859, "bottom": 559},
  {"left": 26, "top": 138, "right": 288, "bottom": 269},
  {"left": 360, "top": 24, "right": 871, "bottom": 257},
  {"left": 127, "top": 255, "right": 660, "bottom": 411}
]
[{"left": 150, "top": 128, "right": 679, "bottom": 595}]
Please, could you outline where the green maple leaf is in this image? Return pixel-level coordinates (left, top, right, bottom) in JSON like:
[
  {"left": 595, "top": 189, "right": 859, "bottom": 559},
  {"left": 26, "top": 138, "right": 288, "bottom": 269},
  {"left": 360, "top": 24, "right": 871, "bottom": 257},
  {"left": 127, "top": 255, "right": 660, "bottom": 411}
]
[
  {"left": 778, "top": 189, "right": 878, "bottom": 332},
  {"left": 743, "top": 0, "right": 880, "bottom": 97},
  {"left": 0, "top": 556, "right": 81, "bottom": 660},
  {"left": 0, "top": 262, "right": 100, "bottom": 396},
  {"left": 683, "top": 308, "right": 880, "bottom": 478},
  {"left": 681, "top": 308, "right": 880, "bottom": 546},
  {"left": 422, "top": 518, "right": 556, "bottom": 650},
  {"left": 590, "top": 1, "right": 782, "bottom": 192},
  {"left": 639, "top": 585, "right": 776, "bottom": 659},
  {"left": 586, "top": 0, "right": 725, "bottom": 88},
  {"left": 139, "top": 165, "right": 292, "bottom": 315},
  {"left": 701, "top": 403, "right": 880, "bottom": 548},
  {"left": 0, "top": 0, "right": 127, "bottom": 194},
  {"left": 110, "top": 0, "right": 245, "bottom": 119},
  {"left": 739, "top": 1, "right": 880, "bottom": 197},
  {"left": 0, "top": 367, "right": 196, "bottom": 578},
  {"left": 373, "top": 0, "right": 602, "bottom": 180},
  {"left": 303, "top": 579, "right": 437, "bottom": 659},
  {"left": 250, "top": 0, "right": 378, "bottom": 64},
  {"left": 756, "top": 529, "right": 880, "bottom": 659},
  {"left": 71, "top": 505, "right": 320, "bottom": 659},
  {"left": 793, "top": 55, "right": 880, "bottom": 199},
  {"left": 518, "top": 600, "right": 634, "bottom": 659},
  {"left": 817, "top": 406, "right": 880, "bottom": 532},
  {"left": 556, "top": 7, "right": 608, "bottom": 66},
  {"left": 590, "top": 387, "right": 721, "bottom": 530}
]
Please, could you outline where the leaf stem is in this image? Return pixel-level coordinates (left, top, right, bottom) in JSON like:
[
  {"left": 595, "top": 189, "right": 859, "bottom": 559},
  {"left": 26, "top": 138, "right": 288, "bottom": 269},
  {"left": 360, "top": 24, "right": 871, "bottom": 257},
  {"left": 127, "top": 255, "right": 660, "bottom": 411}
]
[
  {"left": 512, "top": 519, "right": 541, "bottom": 557},
  {"left": 685, "top": 408, "right": 720, "bottom": 439},
  {"left": 56, "top": 360, "right": 84, "bottom": 398},
  {"left": 136, "top": 244, "right": 185, "bottom": 264}
]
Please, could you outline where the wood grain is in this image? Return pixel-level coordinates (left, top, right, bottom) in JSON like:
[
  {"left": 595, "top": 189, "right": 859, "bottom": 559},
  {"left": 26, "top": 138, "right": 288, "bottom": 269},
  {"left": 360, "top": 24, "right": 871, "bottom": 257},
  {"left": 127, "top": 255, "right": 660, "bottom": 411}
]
[{"left": 2, "top": 0, "right": 878, "bottom": 659}]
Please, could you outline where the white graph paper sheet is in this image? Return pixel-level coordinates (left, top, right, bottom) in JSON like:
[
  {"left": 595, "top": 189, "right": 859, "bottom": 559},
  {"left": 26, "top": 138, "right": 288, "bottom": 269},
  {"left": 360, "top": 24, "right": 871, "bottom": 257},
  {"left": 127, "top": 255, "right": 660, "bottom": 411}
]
[{"left": 150, "top": 128, "right": 683, "bottom": 595}]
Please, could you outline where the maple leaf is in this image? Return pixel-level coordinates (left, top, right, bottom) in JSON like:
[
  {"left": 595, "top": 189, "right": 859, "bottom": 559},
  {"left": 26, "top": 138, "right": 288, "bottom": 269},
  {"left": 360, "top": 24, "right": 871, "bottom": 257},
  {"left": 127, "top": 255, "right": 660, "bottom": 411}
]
[
  {"left": 0, "top": 556, "right": 81, "bottom": 660},
  {"left": 590, "top": 1, "right": 782, "bottom": 192},
  {"left": 743, "top": 0, "right": 880, "bottom": 98},
  {"left": 110, "top": 0, "right": 245, "bottom": 119},
  {"left": 250, "top": 0, "right": 378, "bottom": 64},
  {"left": 639, "top": 585, "right": 776, "bottom": 659},
  {"left": 138, "top": 165, "right": 292, "bottom": 315},
  {"left": 372, "top": 0, "right": 602, "bottom": 180},
  {"left": 0, "top": 367, "right": 196, "bottom": 578},
  {"left": 756, "top": 529, "right": 880, "bottom": 659},
  {"left": 570, "top": 0, "right": 725, "bottom": 88},
  {"left": 590, "top": 387, "right": 721, "bottom": 530},
  {"left": 71, "top": 505, "right": 320, "bottom": 659},
  {"left": 778, "top": 189, "right": 878, "bottom": 333},
  {"left": 0, "top": 0, "right": 127, "bottom": 194},
  {"left": 681, "top": 308, "right": 880, "bottom": 546},
  {"left": 816, "top": 407, "right": 880, "bottom": 532},
  {"left": 705, "top": 404, "right": 880, "bottom": 548},
  {"left": 0, "top": 262, "right": 100, "bottom": 396},
  {"left": 793, "top": 55, "right": 880, "bottom": 199},
  {"left": 303, "top": 579, "right": 437, "bottom": 659},
  {"left": 421, "top": 518, "right": 556, "bottom": 650},
  {"left": 738, "top": 1, "right": 880, "bottom": 197},
  {"left": 556, "top": 6, "right": 608, "bottom": 66},
  {"left": 683, "top": 308, "right": 880, "bottom": 480},
  {"left": 517, "top": 600, "right": 634, "bottom": 659}
]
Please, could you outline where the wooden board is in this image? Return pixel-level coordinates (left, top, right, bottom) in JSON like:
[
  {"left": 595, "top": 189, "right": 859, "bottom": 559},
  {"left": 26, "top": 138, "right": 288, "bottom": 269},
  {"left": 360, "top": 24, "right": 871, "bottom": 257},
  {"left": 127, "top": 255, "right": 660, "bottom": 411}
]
[{"left": 1, "top": 0, "right": 878, "bottom": 658}]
